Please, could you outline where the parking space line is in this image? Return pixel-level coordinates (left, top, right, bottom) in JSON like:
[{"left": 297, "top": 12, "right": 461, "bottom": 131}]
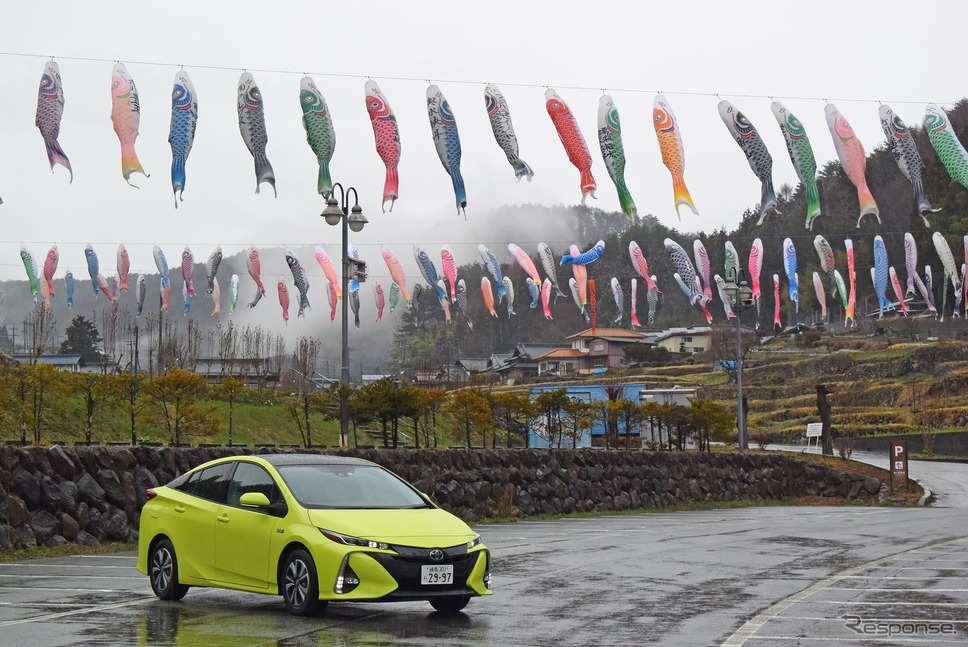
[
  {"left": 721, "top": 536, "right": 968, "bottom": 646},
  {"left": 747, "top": 635, "right": 965, "bottom": 643},
  {"left": 811, "top": 600, "right": 968, "bottom": 606},
  {"left": 0, "top": 598, "right": 151, "bottom": 627},
  {"left": 824, "top": 587, "right": 968, "bottom": 593}
]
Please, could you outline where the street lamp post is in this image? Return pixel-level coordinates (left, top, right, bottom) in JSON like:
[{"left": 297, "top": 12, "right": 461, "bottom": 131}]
[
  {"left": 321, "top": 183, "right": 368, "bottom": 447},
  {"left": 724, "top": 268, "right": 754, "bottom": 453}
]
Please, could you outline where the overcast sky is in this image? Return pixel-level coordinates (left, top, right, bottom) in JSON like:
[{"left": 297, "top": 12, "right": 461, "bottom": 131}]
[{"left": 1, "top": 0, "right": 965, "bottom": 290}]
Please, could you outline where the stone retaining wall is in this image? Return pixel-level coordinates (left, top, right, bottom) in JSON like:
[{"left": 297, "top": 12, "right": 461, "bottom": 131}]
[{"left": 0, "top": 446, "right": 882, "bottom": 550}]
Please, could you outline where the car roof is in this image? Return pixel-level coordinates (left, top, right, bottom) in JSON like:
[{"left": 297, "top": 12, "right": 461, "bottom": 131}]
[{"left": 254, "top": 453, "right": 374, "bottom": 467}]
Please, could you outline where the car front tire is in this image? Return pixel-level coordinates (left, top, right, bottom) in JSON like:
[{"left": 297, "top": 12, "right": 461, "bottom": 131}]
[
  {"left": 430, "top": 595, "right": 471, "bottom": 614},
  {"left": 282, "top": 549, "right": 324, "bottom": 616},
  {"left": 149, "top": 538, "right": 189, "bottom": 601}
]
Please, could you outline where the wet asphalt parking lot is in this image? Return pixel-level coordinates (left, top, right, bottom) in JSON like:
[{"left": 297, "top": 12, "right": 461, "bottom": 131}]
[{"left": 1, "top": 457, "right": 966, "bottom": 646}]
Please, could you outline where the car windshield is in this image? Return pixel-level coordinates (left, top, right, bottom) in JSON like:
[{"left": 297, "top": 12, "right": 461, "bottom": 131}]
[{"left": 275, "top": 463, "right": 431, "bottom": 509}]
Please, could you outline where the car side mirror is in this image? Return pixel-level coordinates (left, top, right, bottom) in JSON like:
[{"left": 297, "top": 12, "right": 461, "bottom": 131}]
[{"left": 239, "top": 492, "right": 271, "bottom": 508}]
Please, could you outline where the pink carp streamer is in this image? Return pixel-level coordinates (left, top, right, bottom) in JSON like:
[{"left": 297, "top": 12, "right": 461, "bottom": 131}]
[
  {"left": 812, "top": 272, "right": 827, "bottom": 322},
  {"left": 541, "top": 278, "right": 553, "bottom": 320},
  {"left": 889, "top": 267, "right": 908, "bottom": 317},
  {"left": 845, "top": 239, "right": 857, "bottom": 326},
  {"left": 772, "top": 274, "right": 781, "bottom": 330},
  {"left": 481, "top": 277, "right": 497, "bottom": 317}
]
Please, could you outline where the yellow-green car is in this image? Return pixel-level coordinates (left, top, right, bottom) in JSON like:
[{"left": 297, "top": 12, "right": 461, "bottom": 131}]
[{"left": 137, "top": 454, "right": 491, "bottom": 615}]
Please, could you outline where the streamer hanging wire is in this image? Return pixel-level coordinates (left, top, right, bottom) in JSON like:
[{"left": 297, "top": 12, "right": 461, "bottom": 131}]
[{"left": 0, "top": 50, "right": 950, "bottom": 106}]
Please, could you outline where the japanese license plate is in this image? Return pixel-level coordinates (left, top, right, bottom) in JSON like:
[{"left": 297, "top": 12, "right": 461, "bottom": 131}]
[{"left": 420, "top": 564, "right": 453, "bottom": 585}]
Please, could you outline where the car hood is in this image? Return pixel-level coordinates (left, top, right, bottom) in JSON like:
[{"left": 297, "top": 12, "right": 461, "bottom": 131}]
[{"left": 306, "top": 508, "right": 476, "bottom": 546}]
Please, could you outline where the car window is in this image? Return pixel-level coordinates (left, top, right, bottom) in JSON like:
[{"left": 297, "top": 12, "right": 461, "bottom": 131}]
[
  {"left": 170, "top": 469, "right": 201, "bottom": 495},
  {"left": 193, "top": 463, "right": 235, "bottom": 504},
  {"left": 276, "top": 463, "right": 430, "bottom": 510},
  {"left": 227, "top": 462, "right": 280, "bottom": 508}
]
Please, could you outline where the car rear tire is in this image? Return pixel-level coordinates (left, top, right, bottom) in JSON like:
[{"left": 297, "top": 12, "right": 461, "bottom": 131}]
[
  {"left": 282, "top": 549, "right": 324, "bottom": 616},
  {"left": 149, "top": 538, "right": 189, "bottom": 601},
  {"left": 430, "top": 595, "right": 471, "bottom": 614}
]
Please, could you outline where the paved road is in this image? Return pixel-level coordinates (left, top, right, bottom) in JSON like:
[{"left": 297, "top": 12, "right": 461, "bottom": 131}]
[{"left": 1, "top": 458, "right": 966, "bottom": 646}]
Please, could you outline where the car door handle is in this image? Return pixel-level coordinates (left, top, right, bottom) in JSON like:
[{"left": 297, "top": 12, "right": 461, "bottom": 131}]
[
  {"left": 174, "top": 505, "right": 186, "bottom": 514},
  {"left": 217, "top": 514, "right": 230, "bottom": 523}
]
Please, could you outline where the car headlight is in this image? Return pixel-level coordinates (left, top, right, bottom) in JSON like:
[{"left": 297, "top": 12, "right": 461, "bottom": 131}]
[
  {"left": 319, "top": 528, "right": 390, "bottom": 551},
  {"left": 466, "top": 533, "right": 481, "bottom": 549}
]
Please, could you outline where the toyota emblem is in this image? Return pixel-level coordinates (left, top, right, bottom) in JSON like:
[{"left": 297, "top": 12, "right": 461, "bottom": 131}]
[{"left": 428, "top": 549, "right": 444, "bottom": 562}]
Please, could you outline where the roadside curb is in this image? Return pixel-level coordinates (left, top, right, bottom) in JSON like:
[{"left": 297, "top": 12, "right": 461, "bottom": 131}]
[{"left": 917, "top": 482, "right": 934, "bottom": 507}]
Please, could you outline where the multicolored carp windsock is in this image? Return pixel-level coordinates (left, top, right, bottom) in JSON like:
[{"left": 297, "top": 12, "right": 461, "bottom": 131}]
[
  {"left": 203, "top": 246, "right": 222, "bottom": 295},
  {"left": 772, "top": 274, "right": 782, "bottom": 330},
  {"left": 110, "top": 63, "right": 148, "bottom": 186},
  {"left": 97, "top": 273, "right": 115, "bottom": 303},
  {"left": 237, "top": 73, "right": 275, "bottom": 196},
  {"left": 693, "top": 240, "right": 712, "bottom": 303},
  {"left": 414, "top": 246, "right": 445, "bottom": 300},
  {"left": 478, "top": 244, "right": 506, "bottom": 302},
  {"left": 560, "top": 240, "right": 605, "bottom": 266},
  {"left": 833, "top": 270, "right": 848, "bottom": 311},
  {"left": 723, "top": 242, "right": 738, "bottom": 284},
  {"left": 873, "top": 235, "right": 890, "bottom": 318},
  {"left": 441, "top": 246, "right": 458, "bottom": 300},
  {"left": 545, "top": 89, "right": 595, "bottom": 204},
  {"left": 35, "top": 61, "right": 72, "bottom": 181},
  {"left": 502, "top": 276, "right": 515, "bottom": 317},
  {"left": 152, "top": 245, "right": 170, "bottom": 289},
  {"left": 348, "top": 244, "right": 362, "bottom": 293},
  {"left": 110, "top": 278, "right": 119, "bottom": 318},
  {"left": 527, "top": 277, "right": 541, "bottom": 310},
  {"left": 813, "top": 235, "right": 837, "bottom": 299},
  {"left": 630, "top": 279, "right": 641, "bottom": 328},
  {"left": 926, "top": 265, "right": 939, "bottom": 319},
  {"left": 718, "top": 100, "right": 776, "bottom": 224},
  {"left": 229, "top": 274, "right": 239, "bottom": 313},
  {"left": 541, "top": 278, "right": 553, "bottom": 320},
  {"left": 115, "top": 244, "right": 130, "bottom": 292},
  {"left": 845, "top": 239, "right": 857, "bottom": 326},
  {"left": 889, "top": 267, "right": 908, "bottom": 316},
  {"left": 455, "top": 279, "right": 473, "bottom": 329},
  {"left": 65, "top": 271, "right": 74, "bottom": 307},
  {"left": 159, "top": 276, "right": 170, "bottom": 312},
  {"left": 436, "top": 279, "right": 452, "bottom": 323},
  {"left": 381, "top": 246, "right": 411, "bottom": 305},
  {"left": 609, "top": 277, "right": 624, "bottom": 325},
  {"left": 508, "top": 243, "right": 541, "bottom": 285},
  {"left": 277, "top": 281, "right": 289, "bottom": 323},
  {"left": 326, "top": 281, "right": 338, "bottom": 321},
  {"left": 771, "top": 102, "right": 820, "bottom": 229},
  {"left": 246, "top": 246, "right": 265, "bottom": 308},
  {"left": 313, "top": 245, "right": 340, "bottom": 299},
  {"left": 211, "top": 277, "right": 221, "bottom": 317},
  {"left": 954, "top": 264, "right": 964, "bottom": 318},
  {"left": 388, "top": 282, "right": 400, "bottom": 313},
  {"left": 665, "top": 238, "right": 703, "bottom": 306},
  {"left": 350, "top": 290, "right": 360, "bottom": 328},
  {"left": 628, "top": 241, "right": 656, "bottom": 290},
  {"left": 652, "top": 95, "right": 697, "bottom": 218},
  {"left": 484, "top": 84, "right": 532, "bottom": 182},
  {"left": 285, "top": 249, "right": 311, "bottom": 317},
  {"left": 538, "top": 243, "right": 565, "bottom": 299},
  {"left": 749, "top": 238, "right": 764, "bottom": 326},
  {"left": 570, "top": 246, "right": 587, "bottom": 306},
  {"left": 940, "top": 272, "right": 950, "bottom": 321},
  {"left": 43, "top": 245, "right": 59, "bottom": 296},
  {"left": 169, "top": 71, "right": 198, "bottom": 207},
  {"left": 825, "top": 104, "right": 879, "bottom": 227},
  {"left": 181, "top": 247, "right": 195, "bottom": 297},
  {"left": 879, "top": 104, "right": 936, "bottom": 225},
  {"left": 84, "top": 244, "right": 99, "bottom": 295},
  {"left": 904, "top": 233, "right": 935, "bottom": 311},
  {"left": 20, "top": 245, "right": 39, "bottom": 300},
  {"left": 647, "top": 277, "right": 659, "bottom": 325},
  {"left": 481, "top": 277, "right": 497, "bottom": 317},
  {"left": 364, "top": 80, "right": 401, "bottom": 212},
  {"left": 714, "top": 274, "right": 735, "bottom": 319},
  {"left": 812, "top": 272, "right": 827, "bottom": 321},
  {"left": 783, "top": 238, "right": 800, "bottom": 326},
  {"left": 933, "top": 231, "right": 962, "bottom": 295},
  {"left": 568, "top": 278, "right": 587, "bottom": 320},
  {"left": 38, "top": 270, "right": 51, "bottom": 311},
  {"left": 427, "top": 85, "right": 466, "bottom": 216},
  {"left": 181, "top": 278, "right": 191, "bottom": 315},
  {"left": 925, "top": 104, "right": 968, "bottom": 192},
  {"left": 135, "top": 274, "right": 146, "bottom": 315},
  {"left": 597, "top": 95, "right": 636, "bottom": 218},
  {"left": 374, "top": 283, "right": 385, "bottom": 322},
  {"left": 300, "top": 76, "right": 336, "bottom": 198}
]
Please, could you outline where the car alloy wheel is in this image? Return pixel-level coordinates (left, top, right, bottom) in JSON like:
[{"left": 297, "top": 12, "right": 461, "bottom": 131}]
[
  {"left": 149, "top": 539, "right": 189, "bottom": 601},
  {"left": 282, "top": 549, "right": 322, "bottom": 615}
]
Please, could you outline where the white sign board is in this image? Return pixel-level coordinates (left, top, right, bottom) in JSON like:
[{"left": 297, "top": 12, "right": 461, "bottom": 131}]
[{"left": 805, "top": 423, "right": 823, "bottom": 438}]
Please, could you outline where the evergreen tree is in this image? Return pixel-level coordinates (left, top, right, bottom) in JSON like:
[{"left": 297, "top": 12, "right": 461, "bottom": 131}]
[{"left": 60, "top": 315, "right": 102, "bottom": 364}]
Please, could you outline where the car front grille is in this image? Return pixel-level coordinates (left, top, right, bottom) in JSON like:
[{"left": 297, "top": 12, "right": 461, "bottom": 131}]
[{"left": 371, "top": 544, "right": 479, "bottom": 597}]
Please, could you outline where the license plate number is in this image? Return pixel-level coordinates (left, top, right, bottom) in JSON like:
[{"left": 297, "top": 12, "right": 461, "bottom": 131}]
[{"left": 421, "top": 564, "right": 453, "bottom": 585}]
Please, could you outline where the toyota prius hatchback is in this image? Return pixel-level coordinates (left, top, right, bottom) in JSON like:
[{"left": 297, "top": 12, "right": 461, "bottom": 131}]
[{"left": 137, "top": 454, "right": 491, "bottom": 615}]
